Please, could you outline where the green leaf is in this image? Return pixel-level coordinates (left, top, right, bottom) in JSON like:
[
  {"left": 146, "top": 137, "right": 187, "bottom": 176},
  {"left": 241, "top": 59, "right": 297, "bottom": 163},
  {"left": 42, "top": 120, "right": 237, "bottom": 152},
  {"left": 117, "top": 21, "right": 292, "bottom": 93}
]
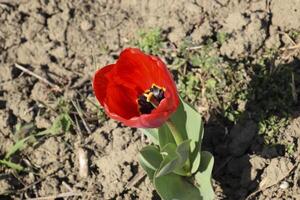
[
  {"left": 139, "top": 145, "right": 162, "bottom": 170},
  {"left": 139, "top": 159, "right": 156, "bottom": 181},
  {"left": 141, "top": 129, "right": 159, "bottom": 145},
  {"left": 158, "top": 124, "right": 176, "bottom": 148},
  {"left": 195, "top": 151, "right": 215, "bottom": 200},
  {"left": 138, "top": 145, "right": 162, "bottom": 180},
  {"left": 37, "top": 114, "right": 72, "bottom": 136},
  {"left": 191, "top": 152, "right": 201, "bottom": 173},
  {"left": 0, "top": 159, "right": 24, "bottom": 171},
  {"left": 50, "top": 114, "right": 72, "bottom": 134},
  {"left": 156, "top": 143, "right": 177, "bottom": 177},
  {"left": 156, "top": 140, "right": 190, "bottom": 177},
  {"left": 176, "top": 140, "right": 190, "bottom": 165},
  {"left": 5, "top": 136, "right": 33, "bottom": 159},
  {"left": 170, "top": 97, "right": 204, "bottom": 173},
  {"left": 154, "top": 172, "right": 202, "bottom": 200},
  {"left": 141, "top": 98, "right": 204, "bottom": 174},
  {"left": 141, "top": 124, "right": 176, "bottom": 147}
]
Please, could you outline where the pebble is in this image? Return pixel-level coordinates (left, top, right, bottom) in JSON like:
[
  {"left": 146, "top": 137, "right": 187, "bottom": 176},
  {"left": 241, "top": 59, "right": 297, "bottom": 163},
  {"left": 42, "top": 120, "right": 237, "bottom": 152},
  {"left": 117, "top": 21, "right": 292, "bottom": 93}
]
[
  {"left": 77, "top": 147, "right": 89, "bottom": 178},
  {"left": 279, "top": 181, "right": 289, "bottom": 189},
  {"left": 80, "top": 20, "right": 94, "bottom": 31}
]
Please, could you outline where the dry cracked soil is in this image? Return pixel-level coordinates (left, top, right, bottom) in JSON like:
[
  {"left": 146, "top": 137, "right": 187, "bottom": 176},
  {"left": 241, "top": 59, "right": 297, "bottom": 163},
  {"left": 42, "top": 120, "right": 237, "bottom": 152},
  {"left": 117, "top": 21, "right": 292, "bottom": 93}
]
[{"left": 0, "top": 0, "right": 300, "bottom": 200}]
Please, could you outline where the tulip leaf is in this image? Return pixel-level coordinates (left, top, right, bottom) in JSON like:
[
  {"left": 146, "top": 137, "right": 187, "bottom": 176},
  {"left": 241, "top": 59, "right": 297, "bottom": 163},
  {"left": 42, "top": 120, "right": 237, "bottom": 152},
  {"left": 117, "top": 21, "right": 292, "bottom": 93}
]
[
  {"left": 156, "top": 140, "right": 190, "bottom": 177},
  {"left": 170, "top": 97, "right": 204, "bottom": 173},
  {"left": 154, "top": 172, "right": 202, "bottom": 200},
  {"left": 191, "top": 151, "right": 201, "bottom": 174},
  {"left": 138, "top": 145, "right": 162, "bottom": 181},
  {"left": 141, "top": 98, "right": 205, "bottom": 175},
  {"left": 158, "top": 124, "right": 176, "bottom": 148},
  {"left": 141, "top": 128, "right": 159, "bottom": 145},
  {"left": 141, "top": 123, "right": 176, "bottom": 147},
  {"left": 195, "top": 151, "right": 215, "bottom": 200}
]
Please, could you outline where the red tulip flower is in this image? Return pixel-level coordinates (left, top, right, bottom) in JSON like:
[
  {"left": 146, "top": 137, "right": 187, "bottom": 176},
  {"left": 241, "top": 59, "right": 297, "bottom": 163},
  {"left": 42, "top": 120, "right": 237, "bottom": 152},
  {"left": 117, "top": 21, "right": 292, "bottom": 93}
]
[{"left": 93, "top": 48, "right": 179, "bottom": 128}]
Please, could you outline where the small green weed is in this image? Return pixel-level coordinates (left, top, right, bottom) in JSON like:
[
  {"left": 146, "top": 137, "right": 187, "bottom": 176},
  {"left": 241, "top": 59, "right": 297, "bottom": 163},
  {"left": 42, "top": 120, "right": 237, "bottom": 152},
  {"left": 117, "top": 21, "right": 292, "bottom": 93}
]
[
  {"left": 258, "top": 115, "right": 289, "bottom": 144},
  {"left": 0, "top": 113, "right": 72, "bottom": 171},
  {"left": 286, "top": 143, "right": 295, "bottom": 155},
  {"left": 249, "top": 47, "right": 296, "bottom": 144},
  {"left": 135, "top": 28, "right": 163, "bottom": 55},
  {"left": 289, "top": 30, "right": 300, "bottom": 41},
  {"left": 216, "top": 32, "right": 229, "bottom": 45},
  {"left": 175, "top": 39, "right": 249, "bottom": 122}
]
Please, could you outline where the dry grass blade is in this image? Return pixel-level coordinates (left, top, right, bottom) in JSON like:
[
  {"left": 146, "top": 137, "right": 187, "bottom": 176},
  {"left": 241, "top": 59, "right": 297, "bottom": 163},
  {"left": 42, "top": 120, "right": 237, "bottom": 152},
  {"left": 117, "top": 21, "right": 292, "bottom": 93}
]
[
  {"left": 186, "top": 45, "right": 203, "bottom": 51},
  {"left": 286, "top": 43, "right": 300, "bottom": 50},
  {"left": 14, "top": 63, "right": 62, "bottom": 92},
  {"left": 26, "top": 192, "right": 84, "bottom": 200},
  {"left": 125, "top": 171, "right": 146, "bottom": 189},
  {"left": 71, "top": 100, "right": 92, "bottom": 134}
]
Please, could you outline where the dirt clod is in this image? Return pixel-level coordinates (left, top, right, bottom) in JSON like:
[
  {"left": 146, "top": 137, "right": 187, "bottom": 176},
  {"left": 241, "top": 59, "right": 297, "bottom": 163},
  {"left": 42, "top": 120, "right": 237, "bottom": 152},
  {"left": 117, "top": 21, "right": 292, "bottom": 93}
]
[{"left": 229, "top": 121, "right": 257, "bottom": 156}]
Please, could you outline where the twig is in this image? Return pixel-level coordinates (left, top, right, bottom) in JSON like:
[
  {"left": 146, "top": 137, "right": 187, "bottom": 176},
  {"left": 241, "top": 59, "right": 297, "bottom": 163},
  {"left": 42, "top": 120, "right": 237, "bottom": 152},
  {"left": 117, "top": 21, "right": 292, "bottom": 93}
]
[
  {"left": 17, "top": 166, "right": 63, "bottom": 194},
  {"left": 125, "top": 171, "right": 146, "bottom": 189},
  {"left": 245, "top": 161, "right": 299, "bottom": 200},
  {"left": 73, "top": 114, "right": 83, "bottom": 136},
  {"left": 26, "top": 192, "right": 84, "bottom": 200},
  {"left": 279, "top": 31, "right": 297, "bottom": 46},
  {"left": 186, "top": 46, "right": 203, "bottom": 51},
  {"left": 291, "top": 72, "right": 298, "bottom": 103},
  {"left": 62, "top": 181, "right": 74, "bottom": 192},
  {"left": 71, "top": 100, "right": 92, "bottom": 134},
  {"left": 280, "top": 43, "right": 300, "bottom": 51},
  {"left": 14, "top": 63, "right": 62, "bottom": 92},
  {"left": 286, "top": 43, "right": 300, "bottom": 50},
  {"left": 76, "top": 91, "right": 100, "bottom": 110}
]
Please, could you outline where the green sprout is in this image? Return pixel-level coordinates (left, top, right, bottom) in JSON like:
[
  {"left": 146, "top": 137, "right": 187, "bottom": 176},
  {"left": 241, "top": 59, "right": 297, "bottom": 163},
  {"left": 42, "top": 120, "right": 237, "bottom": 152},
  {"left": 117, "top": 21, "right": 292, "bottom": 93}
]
[{"left": 135, "top": 28, "right": 163, "bottom": 55}]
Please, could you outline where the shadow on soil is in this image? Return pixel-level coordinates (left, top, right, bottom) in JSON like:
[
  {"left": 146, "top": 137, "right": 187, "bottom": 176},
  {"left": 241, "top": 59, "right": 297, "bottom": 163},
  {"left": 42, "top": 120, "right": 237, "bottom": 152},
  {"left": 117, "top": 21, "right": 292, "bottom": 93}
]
[{"left": 202, "top": 58, "right": 300, "bottom": 199}]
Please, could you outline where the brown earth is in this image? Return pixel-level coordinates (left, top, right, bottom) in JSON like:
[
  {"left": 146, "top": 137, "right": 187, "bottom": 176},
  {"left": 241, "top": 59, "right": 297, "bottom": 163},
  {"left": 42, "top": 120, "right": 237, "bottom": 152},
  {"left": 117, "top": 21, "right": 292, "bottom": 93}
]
[{"left": 0, "top": 0, "right": 300, "bottom": 199}]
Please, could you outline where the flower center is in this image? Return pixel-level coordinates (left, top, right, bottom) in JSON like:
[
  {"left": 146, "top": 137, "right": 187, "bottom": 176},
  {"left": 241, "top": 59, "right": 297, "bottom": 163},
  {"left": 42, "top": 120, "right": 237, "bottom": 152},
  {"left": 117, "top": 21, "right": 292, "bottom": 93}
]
[{"left": 137, "top": 84, "right": 166, "bottom": 114}]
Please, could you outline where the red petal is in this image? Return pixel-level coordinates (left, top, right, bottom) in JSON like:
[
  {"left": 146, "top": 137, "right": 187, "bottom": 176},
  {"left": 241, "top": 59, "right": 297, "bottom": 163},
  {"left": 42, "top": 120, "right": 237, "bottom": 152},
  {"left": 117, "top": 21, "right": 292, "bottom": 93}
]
[
  {"left": 105, "top": 84, "right": 140, "bottom": 119},
  {"left": 93, "top": 64, "right": 115, "bottom": 106},
  {"left": 92, "top": 48, "right": 180, "bottom": 128},
  {"left": 114, "top": 48, "right": 170, "bottom": 91}
]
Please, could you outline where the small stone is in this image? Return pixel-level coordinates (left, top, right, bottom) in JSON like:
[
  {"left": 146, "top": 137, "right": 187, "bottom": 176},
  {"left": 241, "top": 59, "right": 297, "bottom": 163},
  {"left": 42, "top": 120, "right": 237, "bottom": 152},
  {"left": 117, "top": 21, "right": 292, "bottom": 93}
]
[
  {"left": 259, "top": 158, "right": 293, "bottom": 189},
  {"left": 80, "top": 20, "right": 94, "bottom": 31},
  {"left": 77, "top": 147, "right": 89, "bottom": 179},
  {"left": 279, "top": 181, "right": 289, "bottom": 189}
]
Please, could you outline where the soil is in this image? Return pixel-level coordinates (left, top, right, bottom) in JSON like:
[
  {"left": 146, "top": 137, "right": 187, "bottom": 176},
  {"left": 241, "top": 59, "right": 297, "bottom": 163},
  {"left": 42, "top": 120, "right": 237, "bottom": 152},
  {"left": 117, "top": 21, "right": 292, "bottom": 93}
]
[{"left": 0, "top": 0, "right": 300, "bottom": 200}]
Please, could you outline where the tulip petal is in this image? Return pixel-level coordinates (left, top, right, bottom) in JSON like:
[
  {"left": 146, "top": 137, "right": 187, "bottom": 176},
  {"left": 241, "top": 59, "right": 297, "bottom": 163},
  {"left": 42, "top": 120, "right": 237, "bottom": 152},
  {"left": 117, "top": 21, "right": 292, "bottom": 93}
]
[
  {"left": 93, "top": 48, "right": 180, "bottom": 128},
  {"left": 115, "top": 48, "right": 173, "bottom": 91},
  {"left": 93, "top": 64, "right": 115, "bottom": 106},
  {"left": 105, "top": 84, "right": 140, "bottom": 119}
]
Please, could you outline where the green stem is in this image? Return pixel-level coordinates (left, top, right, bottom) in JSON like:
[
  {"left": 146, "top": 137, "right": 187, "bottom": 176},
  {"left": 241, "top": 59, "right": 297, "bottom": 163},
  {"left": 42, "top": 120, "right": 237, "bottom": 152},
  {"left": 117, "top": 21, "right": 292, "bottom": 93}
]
[
  {"left": 165, "top": 120, "right": 184, "bottom": 145},
  {"left": 166, "top": 120, "right": 191, "bottom": 175}
]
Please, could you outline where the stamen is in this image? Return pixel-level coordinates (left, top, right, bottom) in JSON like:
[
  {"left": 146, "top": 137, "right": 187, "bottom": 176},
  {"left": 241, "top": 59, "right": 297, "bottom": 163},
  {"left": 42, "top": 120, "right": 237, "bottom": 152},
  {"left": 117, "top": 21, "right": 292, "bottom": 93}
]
[
  {"left": 144, "top": 92, "right": 154, "bottom": 102},
  {"left": 137, "top": 84, "right": 166, "bottom": 114},
  {"left": 152, "top": 83, "right": 166, "bottom": 91}
]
